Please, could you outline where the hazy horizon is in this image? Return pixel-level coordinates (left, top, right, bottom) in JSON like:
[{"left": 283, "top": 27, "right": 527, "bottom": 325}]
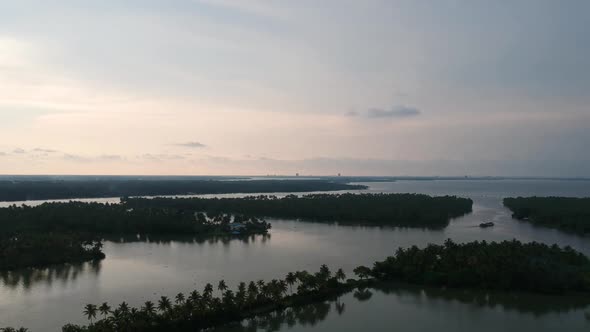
[{"left": 2, "top": 1, "right": 589, "bottom": 176}]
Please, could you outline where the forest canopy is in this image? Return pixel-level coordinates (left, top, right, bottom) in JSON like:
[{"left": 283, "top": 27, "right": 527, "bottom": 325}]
[
  {"left": 503, "top": 197, "right": 590, "bottom": 235},
  {"left": 124, "top": 193, "right": 473, "bottom": 228},
  {"left": 0, "top": 179, "right": 366, "bottom": 202}
]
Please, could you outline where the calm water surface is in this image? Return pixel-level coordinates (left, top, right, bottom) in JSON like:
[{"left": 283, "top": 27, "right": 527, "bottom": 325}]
[{"left": 1, "top": 180, "right": 589, "bottom": 330}]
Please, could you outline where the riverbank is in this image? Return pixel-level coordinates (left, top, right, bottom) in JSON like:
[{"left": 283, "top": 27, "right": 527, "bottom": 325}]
[
  {"left": 25, "top": 240, "right": 586, "bottom": 332},
  {"left": 504, "top": 197, "right": 590, "bottom": 235}
]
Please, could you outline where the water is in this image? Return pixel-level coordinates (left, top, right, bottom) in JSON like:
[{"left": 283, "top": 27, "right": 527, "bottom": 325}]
[
  {"left": 0, "top": 180, "right": 589, "bottom": 330},
  {"left": 212, "top": 284, "right": 590, "bottom": 332}
]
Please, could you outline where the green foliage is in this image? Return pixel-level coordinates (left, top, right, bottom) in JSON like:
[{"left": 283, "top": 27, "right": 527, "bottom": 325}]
[
  {"left": 125, "top": 193, "right": 473, "bottom": 228},
  {"left": 0, "top": 193, "right": 469, "bottom": 270},
  {"left": 0, "top": 179, "right": 365, "bottom": 202},
  {"left": 503, "top": 197, "right": 590, "bottom": 234},
  {"left": 61, "top": 265, "right": 350, "bottom": 332},
  {"left": 0, "top": 203, "right": 269, "bottom": 235},
  {"left": 370, "top": 239, "right": 590, "bottom": 293},
  {"left": 0, "top": 232, "right": 104, "bottom": 270},
  {"left": 0, "top": 202, "right": 269, "bottom": 270}
]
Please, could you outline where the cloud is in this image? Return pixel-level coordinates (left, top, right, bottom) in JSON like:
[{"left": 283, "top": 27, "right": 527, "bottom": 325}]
[
  {"left": 346, "top": 105, "right": 421, "bottom": 119},
  {"left": 13, "top": 148, "right": 26, "bottom": 154},
  {"left": 139, "top": 154, "right": 186, "bottom": 161},
  {"left": 175, "top": 141, "right": 207, "bottom": 148},
  {"left": 366, "top": 106, "right": 421, "bottom": 118},
  {"left": 98, "top": 154, "right": 123, "bottom": 161},
  {"left": 0, "top": 152, "right": 6, "bottom": 157},
  {"left": 62, "top": 153, "right": 90, "bottom": 162},
  {"left": 33, "top": 148, "right": 58, "bottom": 153}
]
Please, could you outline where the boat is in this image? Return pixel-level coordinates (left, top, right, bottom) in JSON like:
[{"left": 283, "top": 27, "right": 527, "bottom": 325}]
[{"left": 479, "top": 222, "right": 494, "bottom": 228}]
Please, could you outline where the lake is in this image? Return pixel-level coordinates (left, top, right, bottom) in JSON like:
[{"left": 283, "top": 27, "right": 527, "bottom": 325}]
[{"left": 1, "top": 179, "right": 589, "bottom": 330}]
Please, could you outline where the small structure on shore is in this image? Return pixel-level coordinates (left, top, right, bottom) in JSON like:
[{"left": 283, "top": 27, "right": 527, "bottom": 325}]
[
  {"left": 479, "top": 221, "right": 495, "bottom": 228},
  {"left": 229, "top": 223, "right": 247, "bottom": 235}
]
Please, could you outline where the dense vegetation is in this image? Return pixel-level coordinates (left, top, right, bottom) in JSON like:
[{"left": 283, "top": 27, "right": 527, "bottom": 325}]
[
  {"left": 503, "top": 197, "right": 590, "bottom": 235},
  {"left": 124, "top": 193, "right": 473, "bottom": 228},
  {"left": 0, "top": 179, "right": 365, "bottom": 202},
  {"left": 367, "top": 239, "right": 590, "bottom": 293},
  {"left": 3, "top": 240, "right": 589, "bottom": 331},
  {"left": 0, "top": 193, "right": 471, "bottom": 270},
  {"left": 61, "top": 265, "right": 350, "bottom": 332},
  {"left": 0, "top": 203, "right": 269, "bottom": 270},
  {"left": 0, "top": 233, "right": 104, "bottom": 270},
  {"left": 0, "top": 203, "right": 269, "bottom": 235}
]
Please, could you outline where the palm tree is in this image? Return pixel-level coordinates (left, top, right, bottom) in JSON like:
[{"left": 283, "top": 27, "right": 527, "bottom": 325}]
[
  {"left": 83, "top": 304, "right": 98, "bottom": 324},
  {"left": 98, "top": 302, "right": 111, "bottom": 319},
  {"left": 142, "top": 301, "right": 155, "bottom": 315},
  {"left": 236, "top": 282, "right": 247, "bottom": 307},
  {"left": 189, "top": 290, "right": 201, "bottom": 303},
  {"left": 175, "top": 292, "right": 185, "bottom": 305},
  {"left": 279, "top": 280, "right": 288, "bottom": 297},
  {"left": 353, "top": 266, "right": 371, "bottom": 280},
  {"left": 222, "top": 289, "right": 235, "bottom": 308},
  {"left": 335, "top": 268, "right": 346, "bottom": 282},
  {"left": 286, "top": 272, "right": 296, "bottom": 293},
  {"left": 319, "top": 264, "right": 331, "bottom": 281},
  {"left": 247, "top": 281, "right": 259, "bottom": 302},
  {"left": 203, "top": 283, "right": 214, "bottom": 299},
  {"left": 218, "top": 280, "right": 228, "bottom": 293},
  {"left": 158, "top": 296, "right": 172, "bottom": 312},
  {"left": 118, "top": 302, "right": 130, "bottom": 314},
  {"left": 256, "top": 279, "right": 265, "bottom": 290}
]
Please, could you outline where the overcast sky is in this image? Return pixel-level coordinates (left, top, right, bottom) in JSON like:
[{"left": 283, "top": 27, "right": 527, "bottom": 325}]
[{"left": 1, "top": 0, "right": 589, "bottom": 176}]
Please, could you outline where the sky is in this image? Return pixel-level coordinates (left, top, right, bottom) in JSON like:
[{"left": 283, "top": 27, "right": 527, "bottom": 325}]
[{"left": 0, "top": 0, "right": 589, "bottom": 176}]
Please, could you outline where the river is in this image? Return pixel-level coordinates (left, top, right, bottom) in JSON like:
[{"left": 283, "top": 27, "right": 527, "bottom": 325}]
[{"left": 1, "top": 179, "right": 589, "bottom": 330}]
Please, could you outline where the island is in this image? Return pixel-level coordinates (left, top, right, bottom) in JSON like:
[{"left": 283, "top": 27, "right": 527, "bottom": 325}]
[
  {"left": 0, "top": 193, "right": 472, "bottom": 270},
  {"left": 124, "top": 193, "right": 473, "bottom": 227},
  {"left": 0, "top": 178, "right": 366, "bottom": 202},
  {"left": 8, "top": 240, "right": 583, "bottom": 332},
  {"left": 503, "top": 197, "right": 590, "bottom": 235},
  {"left": 0, "top": 203, "right": 270, "bottom": 270}
]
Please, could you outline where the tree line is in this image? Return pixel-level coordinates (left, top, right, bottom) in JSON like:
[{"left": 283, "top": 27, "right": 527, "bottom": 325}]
[
  {"left": 124, "top": 193, "right": 473, "bottom": 228},
  {"left": 3, "top": 239, "right": 589, "bottom": 331},
  {"left": 365, "top": 239, "right": 590, "bottom": 293},
  {"left": 0, "top": 202, "right": 269, "bottom": 270},
  {"left": 503, "top": 196, "right": 590, "bottom": 235},
  {"left": 0, "top": 179, "right": 365, "bottom": 202},
  {"left": 0, "top": 193, "right": 471, "bottom": 270},
  {"left": 62, "top": 265, "right": 349, "bottom": 332}
]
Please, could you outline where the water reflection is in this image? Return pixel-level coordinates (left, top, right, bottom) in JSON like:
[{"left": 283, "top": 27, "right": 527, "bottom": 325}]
[
  {"left": 104, "top": 233, "right": 272, "bottom": 245},
  {"left": 216, "top": 301, "right": 333, "bottom": 332},
  {"left": 0, "top": 260, "right": 101, "bottom": 291},
  {"left": 373, "top": 283, "right": 590, "bottom": 317},
  {"left": 353, "top": 288, "right": 373, "bottom": 302},
  {"left": 214, "top": 284, "right": 590, "bottom": 332},
  {"left": 1, "top": 233, "right": 272, "bottom": 291}
]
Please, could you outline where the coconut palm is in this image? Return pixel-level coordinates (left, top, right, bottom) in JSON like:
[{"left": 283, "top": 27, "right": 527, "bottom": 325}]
[
  {"left": 83, "top": 304, "right": 97, "bottom": 323},
  {"left": 353, "top": 266, "right": 371, "bottom": 280},
  {"left": 203, "top": 283, "right": 214, "bottom": 299},
  {"left": 175, "top": 292, "right": 185, "bottom": 305},
  {"left": 98, "top": 302, "right": 111, "bottom": 319},
  {"left": 286, "top": 272, "right": 296, "bottom": 293},
  {"left": 319, "top": 264, "right": 331, "bottom": 281},
  {"left": 142, "top": 301, "right": 155, "bottom": 315},
  {"left": 217, "top": 280, "right": 228, "bottom": 292},
  {"left": 256, "top": 279, "right": 265, "bottom": 289},
  {"left": 335, "top": 268, "right": 346, "bottom": 281},
  {"left": 158, "top": 296, "right": 172, "bottom": 312},
  {"left": 118, "top": 302, "right": 130, "bottom": 314}
]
